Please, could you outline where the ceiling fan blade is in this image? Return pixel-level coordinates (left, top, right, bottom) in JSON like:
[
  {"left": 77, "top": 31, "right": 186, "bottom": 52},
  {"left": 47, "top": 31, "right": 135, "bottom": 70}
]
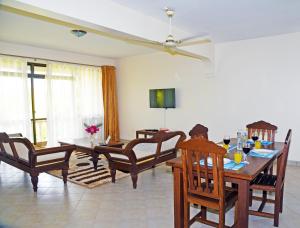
[
  {"left": 168, "top": 48, "right": 210, "bottom": 61},
  {"left": 177, "top": 36, "right": 211, "bottom": 47}
]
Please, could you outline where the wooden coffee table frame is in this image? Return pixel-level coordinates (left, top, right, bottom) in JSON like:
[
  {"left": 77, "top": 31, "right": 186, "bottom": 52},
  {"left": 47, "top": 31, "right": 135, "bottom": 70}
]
[{"left": 59, "top": 138, "right": 123, "bottom": 168}]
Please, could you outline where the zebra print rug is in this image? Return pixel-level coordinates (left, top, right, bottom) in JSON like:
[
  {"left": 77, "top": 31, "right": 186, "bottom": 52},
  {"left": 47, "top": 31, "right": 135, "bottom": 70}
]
[{"left": 48, "top": 151, "right": 129, "bottom": 188}]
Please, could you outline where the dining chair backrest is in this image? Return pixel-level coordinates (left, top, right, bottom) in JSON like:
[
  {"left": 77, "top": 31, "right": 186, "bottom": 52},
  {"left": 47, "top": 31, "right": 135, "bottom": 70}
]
[
  {"left": 246, "top": 120, "right": 278, "bottom": 142},
  {"left": 277, "top": 129, "right": 292, "bottom": 186},
  {"left": 179, "top": 138, "right": 226, "bottom": 200},
  {"left": 189, "top": 124, "right": 208, "bottom": 139}
]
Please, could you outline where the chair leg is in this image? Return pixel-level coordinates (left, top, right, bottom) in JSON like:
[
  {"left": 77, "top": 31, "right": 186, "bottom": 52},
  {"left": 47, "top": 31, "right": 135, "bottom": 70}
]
[
  {"left": 280, "top": 186, "right": 284, "bottom": 213},
  {"left": 258, "top": 191, "right": 267, "bottom": 212},
  {"left": 218, "top": 207, "right": 225, "bottom": 228},
  {"left": 30, "top": 173, "right": 39, "bottom": 192},
  {"left": 269, "top": 164, "right": 273, "bottom": 175},
  {"left": 274, "top": 190, "right": 281, "bottom": 227},
  {"left": 110, "top": 169, "right": 116, "bottom": 183},
  {"left": 249, "top": 189, "right": 253, "bottom": 207},
  {"left": 234, "top": 201, "right": 238, "bottom": 225},
  {"left": 131, "top": 173, "right": 138, "bottom": 189},
  {"left": 62, "top": 168, "right": 68, "bottom": 184},
  {"left": 183, "top": 201, "right": 190, "bottom": 228},
  {"left": 201, "top": 206, "right": 207, "bottom": 220}
]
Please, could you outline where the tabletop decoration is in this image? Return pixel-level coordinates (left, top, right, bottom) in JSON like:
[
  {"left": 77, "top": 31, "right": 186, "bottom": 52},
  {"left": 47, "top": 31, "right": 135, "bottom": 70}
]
[{"left": 84, "top": 123, "right": 102, "bottom": 144}]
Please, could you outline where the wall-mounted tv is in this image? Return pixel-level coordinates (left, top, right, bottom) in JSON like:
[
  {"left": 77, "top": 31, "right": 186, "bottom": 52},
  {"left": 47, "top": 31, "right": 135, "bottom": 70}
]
[{"left": 149, "top": 88, "right": 176, "bottom": 108}]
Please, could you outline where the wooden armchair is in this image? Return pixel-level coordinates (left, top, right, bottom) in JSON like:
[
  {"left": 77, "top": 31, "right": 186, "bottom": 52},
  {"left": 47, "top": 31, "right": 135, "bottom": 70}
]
[
  {"left": 249, "top": 129, "right": 292, "bottom": 227},
  {"left": 0, "top": 132, "right": 75, "bottom": 192},
  {"left": 94, "top": 131, "right": 186, "bottom": 188},
  {"left": 189, "top": 124, "right": 208, "bottom": 139},
  {"left": 179, "top": 138, "right": 237, "bottom": 228}
]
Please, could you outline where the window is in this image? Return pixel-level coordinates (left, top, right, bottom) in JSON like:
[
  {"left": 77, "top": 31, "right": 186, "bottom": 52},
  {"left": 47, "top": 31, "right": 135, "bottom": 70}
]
[{"left": 0, "top": 55, "right": 103, "bottom": 146}]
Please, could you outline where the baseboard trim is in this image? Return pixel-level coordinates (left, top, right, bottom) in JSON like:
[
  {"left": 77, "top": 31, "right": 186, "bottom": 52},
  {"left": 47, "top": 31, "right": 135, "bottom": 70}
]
[{"left": 287, "top": 160, "right": 300, "bottom": 167}]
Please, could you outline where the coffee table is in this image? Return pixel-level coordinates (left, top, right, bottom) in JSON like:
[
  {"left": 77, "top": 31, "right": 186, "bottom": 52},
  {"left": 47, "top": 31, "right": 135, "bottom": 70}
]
[{"left": 59, "top": 138, "right": 124, "bottom": 168}]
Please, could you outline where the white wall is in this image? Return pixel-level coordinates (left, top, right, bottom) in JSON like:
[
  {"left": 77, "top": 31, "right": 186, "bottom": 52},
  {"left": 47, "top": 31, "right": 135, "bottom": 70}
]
[
  {"left": 117, "top": 32, "right": 300, "bottom": 161},
  {"left": 0, "top": 41, "right": 115, "bottom": 66}
]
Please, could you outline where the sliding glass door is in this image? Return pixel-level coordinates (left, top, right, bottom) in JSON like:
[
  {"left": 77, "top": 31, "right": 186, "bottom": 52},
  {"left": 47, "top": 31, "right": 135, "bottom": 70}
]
[{"left": 27, "top": 62, "right": 47, "bottom": 145}]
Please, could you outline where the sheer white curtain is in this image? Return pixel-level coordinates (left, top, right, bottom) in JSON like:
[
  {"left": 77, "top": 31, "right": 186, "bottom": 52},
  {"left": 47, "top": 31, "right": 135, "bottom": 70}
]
[
  {"left": 0, "top": 55, "right": 30, "bottom": 136},
  {"left": 46, "top": 62, "right": 103, "bottom": 145}
]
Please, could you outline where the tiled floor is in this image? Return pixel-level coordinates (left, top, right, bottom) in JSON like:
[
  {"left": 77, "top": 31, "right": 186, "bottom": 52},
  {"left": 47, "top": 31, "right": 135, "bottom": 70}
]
[{"left": 1, "top": 162, "right": 300, "bottom": 228}]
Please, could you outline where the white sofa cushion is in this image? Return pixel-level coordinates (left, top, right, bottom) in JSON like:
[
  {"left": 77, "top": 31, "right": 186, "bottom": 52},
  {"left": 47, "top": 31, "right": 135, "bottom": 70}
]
[
  {"left": 161, "top": 135, "right": 180, "bottom": 152},
  {"left": 109, "top": 152, "right": 129, "bottom": 160},
  {"left": 36, "top": 152, "right": 66, "bottom": 162},
  {"left": 3, "top": 143, "right": 14, "bottom": 156},
  {"left": 13, "top": 142, "right": 29, "bottom": 161},
  {"left": 109, "top": 135, "right": 180, "bottom": 161},
  {"left": 132, "top": 143, "right": 158, "bottom": 159}
]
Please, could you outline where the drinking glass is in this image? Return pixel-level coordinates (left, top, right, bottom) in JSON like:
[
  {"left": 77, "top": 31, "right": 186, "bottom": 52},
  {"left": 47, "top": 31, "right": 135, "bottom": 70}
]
[
  {"left": 234, "top": 151, "right": 243, "bottom": 164},
  {"left": 242, "top": 142, "right": 251, "bottom": 162},
  {"left": 223, "top": 135, "right": 230, "bottom": 151},
  {"left": 251, "top": 131, "right": 259, "bottom": 142}
]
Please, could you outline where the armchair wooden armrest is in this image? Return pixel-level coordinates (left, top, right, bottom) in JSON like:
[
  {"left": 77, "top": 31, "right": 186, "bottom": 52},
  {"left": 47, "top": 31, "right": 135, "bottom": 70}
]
[{"left": 34, "top": 145, "right": 75, "bottom": 156}]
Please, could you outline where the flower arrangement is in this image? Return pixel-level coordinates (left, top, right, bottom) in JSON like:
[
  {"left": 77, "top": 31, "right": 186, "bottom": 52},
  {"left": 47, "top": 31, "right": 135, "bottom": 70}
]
[{"left": 84, "top": 123, "right": 102, "bottom": 135}]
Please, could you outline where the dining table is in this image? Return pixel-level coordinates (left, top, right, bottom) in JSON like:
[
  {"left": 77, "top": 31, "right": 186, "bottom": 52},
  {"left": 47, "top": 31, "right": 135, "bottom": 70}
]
[{"left": 166, "top": 139, "right": 285, "bottom": 228}]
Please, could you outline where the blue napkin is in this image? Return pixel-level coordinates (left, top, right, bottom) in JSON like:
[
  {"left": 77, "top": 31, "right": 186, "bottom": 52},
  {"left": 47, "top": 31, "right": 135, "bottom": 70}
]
[
  {"left": 199, "top": 159, "right": 246, "bottom": 170},
  {"left": 228, "top": 144, "right": 237, "bottom": 152},
  {"left": 247, "top": 140, "right": 254, "bottom": 145},
  {"left": 247, "top": 140, "right": 273, "bottom": 146},
  {"left": 261, "top": 140, "right": 273, "bottom": 146},
  {"left": 249, "top": 149, "right": 279, "bottom": 158},
  {"left": 224, "top": 161, "right": 247, "bottom": 170}
]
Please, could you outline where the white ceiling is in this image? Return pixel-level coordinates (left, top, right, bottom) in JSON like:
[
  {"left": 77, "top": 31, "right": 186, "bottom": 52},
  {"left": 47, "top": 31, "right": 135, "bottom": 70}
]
[
  {"left": 112, "top": 0, "right": 300, "bottom": 42},
  {"left": 0, "top": 9, "right": 154, "bottom": 58}
]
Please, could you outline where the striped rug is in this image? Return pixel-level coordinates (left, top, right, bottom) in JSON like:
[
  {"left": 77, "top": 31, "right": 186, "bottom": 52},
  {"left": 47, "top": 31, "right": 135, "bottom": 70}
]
[{"left": 48, "top": 151, "right": 129, "bottom": 188}]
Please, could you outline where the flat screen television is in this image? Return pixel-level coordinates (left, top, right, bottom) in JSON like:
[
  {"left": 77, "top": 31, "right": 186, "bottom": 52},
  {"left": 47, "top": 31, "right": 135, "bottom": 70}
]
[{"left": 149, "top": 88, "right": 176, "bottom": 108}]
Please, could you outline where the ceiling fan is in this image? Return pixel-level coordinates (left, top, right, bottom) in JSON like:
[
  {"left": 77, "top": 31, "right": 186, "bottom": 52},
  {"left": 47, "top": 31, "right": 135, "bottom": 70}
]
[{"left": 126, "top": 8, "right": 212, "bottom": 61}]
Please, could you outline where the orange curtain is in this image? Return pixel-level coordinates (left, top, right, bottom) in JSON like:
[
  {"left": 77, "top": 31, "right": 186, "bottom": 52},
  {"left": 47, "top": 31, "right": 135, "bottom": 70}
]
[{"left": 101, "top": 66, "right": 120, "bottom": 142}]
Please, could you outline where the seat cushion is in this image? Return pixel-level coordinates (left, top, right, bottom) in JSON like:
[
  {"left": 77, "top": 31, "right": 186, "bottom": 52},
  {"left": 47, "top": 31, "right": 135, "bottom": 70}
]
[
  {"left": 2, "top": 142, "right": 14, "bottom": 157},
  {"left": 161, "top": 135, "right": 180, "bottom": 152},
  {"left": 109, "top": 152, "right": 129, "bottom": 160},
  {"left": 132, "top": 143, "right": 158, "bottom": 159},
  {"left": 13, "top": 142, "right": 30, "bottom": 161},
  {"left": 36, "top": 152, "right": 66, "bottom": 163}
]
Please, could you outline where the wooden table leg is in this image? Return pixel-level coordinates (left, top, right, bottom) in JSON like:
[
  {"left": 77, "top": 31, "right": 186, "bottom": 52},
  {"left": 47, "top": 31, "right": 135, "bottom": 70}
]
[
  {"left": 91, "top": 151, "right": 99, "bottom": 171},
  {"left": 173, "top": 167, "right": 184, "bottom": 228},
  {"left": 237, "top": 179, "right": 250, "bottom": 228}
]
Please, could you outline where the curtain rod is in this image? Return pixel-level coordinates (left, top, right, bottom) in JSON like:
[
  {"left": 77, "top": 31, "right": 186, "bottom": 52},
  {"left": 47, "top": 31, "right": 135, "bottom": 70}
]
[{"left": 0, "top": 53, "right": 111, "bottom": 68}]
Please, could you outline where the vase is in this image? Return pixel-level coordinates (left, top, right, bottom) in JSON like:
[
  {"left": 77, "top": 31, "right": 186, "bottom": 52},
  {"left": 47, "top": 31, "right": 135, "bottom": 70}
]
[{"left": 89, "top": 134, "right": 96, "bottom": 145}]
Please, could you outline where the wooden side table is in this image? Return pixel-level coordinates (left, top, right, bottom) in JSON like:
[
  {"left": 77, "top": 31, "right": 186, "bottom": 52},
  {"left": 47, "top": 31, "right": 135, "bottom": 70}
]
[{"left": 136, "top": 129, "right": 159, "bottom": 138}]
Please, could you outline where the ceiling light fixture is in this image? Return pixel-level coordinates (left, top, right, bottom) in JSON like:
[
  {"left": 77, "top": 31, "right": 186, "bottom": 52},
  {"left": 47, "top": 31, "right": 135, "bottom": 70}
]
[{"left": 71, "top": 29, "right": 87, "bottom": 38}]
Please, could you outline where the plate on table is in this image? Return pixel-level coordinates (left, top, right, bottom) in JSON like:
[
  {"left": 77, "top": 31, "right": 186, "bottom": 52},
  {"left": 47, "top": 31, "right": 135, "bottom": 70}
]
[
  {"left": 251, "top": 149, "right": 275, "bottom": 154},
  {"left": 206, "top": 157, "right": 231, "bottom": 166}
]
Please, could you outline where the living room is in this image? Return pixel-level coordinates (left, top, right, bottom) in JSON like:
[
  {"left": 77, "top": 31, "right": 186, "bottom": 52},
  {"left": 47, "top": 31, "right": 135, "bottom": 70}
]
[{"left": 1, "top": 1, "right": 300, "bottom": 228}]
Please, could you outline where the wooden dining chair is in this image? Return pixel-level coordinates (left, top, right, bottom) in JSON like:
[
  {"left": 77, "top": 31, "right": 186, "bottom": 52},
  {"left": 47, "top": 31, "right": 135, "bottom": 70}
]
[
  {"left": 247, "top": 120, "right": 278, "bottom": 176},
  {"left": 249, "top": 129, "right": 292, "bottom": 227},
  {"left": 180, "top": 138, "right": 238, "bottom": 228},
  {"left": 189, "top": 124, "right": 208, "bottom": 139},
  {"left": 246, "top": 120, "right": 278, "bottom": 142}
]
